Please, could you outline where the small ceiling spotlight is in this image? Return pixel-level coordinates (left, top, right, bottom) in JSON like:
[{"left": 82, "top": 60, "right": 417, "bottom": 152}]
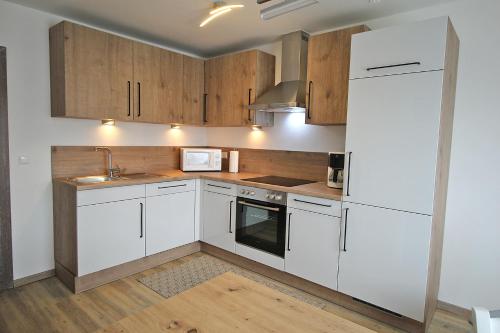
[
  {"left": 171, "top": 124, "right": 181, "bottom": 129},
  {"left": 251, "top": 125, "right": 263, "bottom": 131},
  {"left": 101, "top": 119, "right": 115, "bottom": 126}
]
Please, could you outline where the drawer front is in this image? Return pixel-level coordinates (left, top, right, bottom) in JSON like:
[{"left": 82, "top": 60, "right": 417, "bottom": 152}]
[
  {"left": 287, "top": 194, "right": 341, "bottom": 217},
  {"left": 77, "top": 185, "right": 145, "bottom": 206},
  {"left": 349, "top": 17, "right": 448, "bottom": 79},
  {"left": 203, "top": 180, "right": 237, "bottom": 196},
  {"left": 146, "top": 180, "right": 195, "bottom": 197}
]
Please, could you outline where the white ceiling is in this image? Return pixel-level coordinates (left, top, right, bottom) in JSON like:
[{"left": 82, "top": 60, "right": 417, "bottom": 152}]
[{"left": 5, "top": 0, "right": 457, "bottom": 57}]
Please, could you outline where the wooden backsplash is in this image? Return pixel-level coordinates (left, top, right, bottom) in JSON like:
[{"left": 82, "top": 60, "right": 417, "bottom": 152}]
[{"left": 51, "top": 146, "right": 329, "bottom": 181}]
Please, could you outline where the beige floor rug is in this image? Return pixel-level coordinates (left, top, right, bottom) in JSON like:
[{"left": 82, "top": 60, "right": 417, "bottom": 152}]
[{"left": 138, "top": 254, "right": 331, "bottom": 310}]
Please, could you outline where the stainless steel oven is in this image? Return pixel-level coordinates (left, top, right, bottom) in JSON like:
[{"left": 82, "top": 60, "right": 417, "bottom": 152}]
[{"left": 235, "top": 186, "right": 287, "bottom": 258}]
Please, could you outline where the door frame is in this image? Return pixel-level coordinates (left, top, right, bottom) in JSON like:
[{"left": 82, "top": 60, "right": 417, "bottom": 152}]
[{"left": 0, "top": 46, "right": 13, "bottom": 290}]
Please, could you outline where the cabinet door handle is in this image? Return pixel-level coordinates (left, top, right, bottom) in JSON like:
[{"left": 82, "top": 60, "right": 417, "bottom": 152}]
[
  {"left": 287, "top": 212, "right": 292, "bottom": 251},
  {"left": 366, "top": 62, "right": 421, "bottom": 72},
  {"left": 127, "top": 81, "right": 131, "bottom": 117},
  {"left": 248, "top": 88, "right": 253, "bottom": 122},
  {"left": 139, "top": 202, "right": 144, "bottom": 238},
  {"left": 203, "top": 93, "right": 208, "bottom": 123},
  {"left": 293, "top": 199, "right": 331, "bottom": 208},
  {"left": 207, "top": 183, "right": 231, "bottom": 190},
  {"left": 307, "top": 81, "right": 313, "bottom": 120},
  {"left": 229, "top": 200, "right": 234, "bottom": 233},
  {"left": 137, "top": 82, "right": 141, "bottom": 117},
  {"left": 158, "top": 184, "right": 187, "bottom": 190},
  {"left": 342, "top": 208, "right": 349, "bottom": 252},
  {"left": 346, "top": 152, "right": 352, "bottom": 197}
]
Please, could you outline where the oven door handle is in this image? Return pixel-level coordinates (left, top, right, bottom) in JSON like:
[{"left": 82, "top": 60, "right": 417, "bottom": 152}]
[{"left": 237, "top": 201, "right": 281, "bottom": 212}]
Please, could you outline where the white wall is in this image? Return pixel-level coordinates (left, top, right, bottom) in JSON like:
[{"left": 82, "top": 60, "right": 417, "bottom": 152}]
[
  {"left": 0, "top": 0, "right": 207, "bottom": 280},
  {"left": 1, "top": 0, "right": 499, "bottom": 312}
]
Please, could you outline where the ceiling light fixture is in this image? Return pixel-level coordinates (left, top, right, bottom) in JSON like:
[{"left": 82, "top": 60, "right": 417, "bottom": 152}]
[
  {"left": 260, "top": 0, "right": 319, "bottom": 20},
  {"left": 101, "top": 119, "right": 115, "bottom": 126},
  {"left": 200, "top": 1, "right": 244, "bottom": 28}
]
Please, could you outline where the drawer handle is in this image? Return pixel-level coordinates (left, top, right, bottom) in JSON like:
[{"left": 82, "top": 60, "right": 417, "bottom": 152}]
[
  {"left": 158, "top": 184, "right": 187, "bottom": 189},
  {"left": 207, "top": 184, "right": 231, "bottom": 190},
  {"left": 366, "top": 62, "right": 421, "bottom": 72},
  {"left": 293, "top": 199, "right": 332, "bottom": 208}
]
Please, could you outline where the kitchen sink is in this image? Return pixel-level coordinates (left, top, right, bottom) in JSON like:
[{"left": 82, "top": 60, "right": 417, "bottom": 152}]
[{"left": 71, "top": 176, "right": 123, "bottom": 184}]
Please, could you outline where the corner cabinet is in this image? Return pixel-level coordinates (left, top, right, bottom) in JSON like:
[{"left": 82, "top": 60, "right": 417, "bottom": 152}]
[
  {"left": 49, "top": 21, "right": 204, "bottom": 125},
  {"left": 204, "top": 50, "right": 275, "bottom": 127},
  {"left": 305, "top": 25, "right": 369, "bottom": 125}
]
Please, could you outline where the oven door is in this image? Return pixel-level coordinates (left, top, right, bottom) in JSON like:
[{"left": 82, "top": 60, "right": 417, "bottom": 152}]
[{"left": 236, "top": 198, "right": 286, "bottom": 258}]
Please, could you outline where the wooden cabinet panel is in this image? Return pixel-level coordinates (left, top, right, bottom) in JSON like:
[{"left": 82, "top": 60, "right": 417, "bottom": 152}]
[
  {"left": 204, "top": 50, "right": 275, "bottom": 127},
  {"left": 133, "top": 42, "right": 183, "bottom": 124},
  {"left": 50, "top": 21, "right": 134, "bottom": 121},
  {"left": 182, "top": 56, "right": 205, "bottom": 125},
  {"left": 306, "top": 25, "right": 368, "bottom": 125}
]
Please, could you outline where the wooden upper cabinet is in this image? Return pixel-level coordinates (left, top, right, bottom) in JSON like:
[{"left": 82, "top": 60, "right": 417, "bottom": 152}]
[
  {"left": 306, "top": 25, "right": 369, "bottom": 125},
  {"left": 182, "top": 55, "right": 205, "bottom": 125},
  {"left": 132, "top": 42, "right": 183, "bottom": 124},
  {"left": 204, "top": 50, "right": 275, "bottom": 127},
  {"left": 50, "top": 21, "right": 134, "bottom": 121}
]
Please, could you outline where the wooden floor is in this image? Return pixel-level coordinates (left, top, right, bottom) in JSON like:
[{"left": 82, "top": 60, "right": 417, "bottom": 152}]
[{"left": 0, "top": 252, "right": 471, "bottom": 333}]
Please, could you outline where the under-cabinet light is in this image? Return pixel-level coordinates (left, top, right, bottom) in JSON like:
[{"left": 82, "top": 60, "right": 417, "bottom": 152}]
[
  {"left": 101, "top": 119, "right": 115, "bottom": 126},
  {"left": 251, "top": 125, "right": 263, "bottom": 131},
  {"left": 171, "top": 124, "right": 181, "bottom": 129}
]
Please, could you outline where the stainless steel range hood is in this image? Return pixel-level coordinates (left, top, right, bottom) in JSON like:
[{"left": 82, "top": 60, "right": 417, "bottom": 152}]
[{"left": 248, "top": 30, "right": 309, "bottom": 112}]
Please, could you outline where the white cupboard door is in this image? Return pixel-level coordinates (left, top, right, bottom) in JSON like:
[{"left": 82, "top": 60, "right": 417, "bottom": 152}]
[
  {"left": 285, "top": 208, "right": 340, "bottom": 290},
  {"left": 338, "top": 202, "right": 431, "bottom": 321},
  {"left": 146, "top": 191, "right": 196, "bottom": 256},
  {"left": 77, "top": 198, "right": 145, "bottom": 276},
  {"left": 201, "top": 191, "right": 236, "bottom": 253},
  {"left": 345, "top": 71, "right": 443, "bottom": 215}
]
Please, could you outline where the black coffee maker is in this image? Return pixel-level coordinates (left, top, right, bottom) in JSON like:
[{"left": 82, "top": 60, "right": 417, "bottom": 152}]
[{"left": 327, "top": 152, "right": 345, "bottom": 189}]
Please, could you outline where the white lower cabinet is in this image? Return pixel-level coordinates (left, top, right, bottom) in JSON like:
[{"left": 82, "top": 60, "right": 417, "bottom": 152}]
[
  {"left": 77, "top": 198, "right": 146, "bottom": 276},
  {"left": 145, "top": 190, "right": 196, "bottom": 256},
  {"left": 201, "top": 190, "right": 236, "bottom": 253},
  {"left": 338, "top": 202, "right": 432, "bottom": 321},
  {"left": 285, "top": 207, "right": 340, "bottom": 290}
]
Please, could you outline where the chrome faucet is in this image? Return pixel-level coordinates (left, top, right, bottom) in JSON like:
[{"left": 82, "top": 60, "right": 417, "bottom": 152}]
[{"left": 95, "top": 147, "right": 121, "bottom": 178}]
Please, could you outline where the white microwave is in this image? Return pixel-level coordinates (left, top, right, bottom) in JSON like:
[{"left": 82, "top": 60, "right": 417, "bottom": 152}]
[{"left": 180, "top": 148, "right": 222, "bottom": 172}]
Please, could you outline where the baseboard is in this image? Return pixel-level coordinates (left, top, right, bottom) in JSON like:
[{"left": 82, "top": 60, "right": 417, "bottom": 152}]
[
  {"left": 437, "top": 300, "right": 472, "bottom": 320},
  {"left": 200, "top": 242, "right": 424, "bottom": 333},
  {"left": 13, "top": 269, "right": 55, "bottom": 288}
]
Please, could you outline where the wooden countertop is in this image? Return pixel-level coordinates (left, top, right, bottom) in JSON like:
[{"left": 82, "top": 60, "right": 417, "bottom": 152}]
[{"left": 54, "top": 170, "right": 343, "bottom": 201}]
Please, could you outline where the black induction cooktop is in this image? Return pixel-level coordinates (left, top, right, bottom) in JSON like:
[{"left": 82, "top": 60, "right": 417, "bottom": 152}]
[{"left": 242, "top": 176, "right": 316, "bottom": 187}]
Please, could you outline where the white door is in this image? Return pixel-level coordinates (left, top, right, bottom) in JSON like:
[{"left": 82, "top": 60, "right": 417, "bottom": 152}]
[
  {"left": 77, "top": 198, "right": 146, "bottom": 276},
  {"left": 146, "top": 191, "right": 196, "bottom": 256},
  {"left": 201, "top": 190, "right": 236, "bottom": 252},
  {"left": 345, "top": 71, "right": 443, "bottom": 215},
  {"left": 338, "top": 202, "right": 431, "bottom": 321},
  {"left": 285, "top": 208, "right": 340, "bottom": 290}
]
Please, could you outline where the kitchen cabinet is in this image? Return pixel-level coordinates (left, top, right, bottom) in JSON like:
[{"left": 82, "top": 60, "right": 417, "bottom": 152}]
[
  {"left": 338, "top": 202, "right": 432, "bottom": 321},
  {"left": 50, "top": 21, "right": 203, "bottom": 125},
  {"left": 77, "top": 197, "right": 146, "bottom": 276},
  {"left": 342, "top": 17, "right": 459, "bottom": 328},
  {"left": 204, "top": 50, "right": 275, "bottom": 127},
  {"left": 285, "top": 206, "right": 340, "bottom": 290},
  {"left": 50, "top": 21, "right": 134, "bottom": 121},
  {"left": 345, "top": 71, "right": 443, "bottom": 215},
  {"left": 182, "top": 55, "right": 205, "bottom": 125},
  {"left": 132, "top": 42, "right": 183, "bottom": 123},
  {"left": 145, "top": 180, "right": 196, "bottom": 256},
  {"left": 305, "top": 25, "right": 368, "bottom": 125},
  {"left": 201, "top": 181, "right": 236, "bottom": 252}
]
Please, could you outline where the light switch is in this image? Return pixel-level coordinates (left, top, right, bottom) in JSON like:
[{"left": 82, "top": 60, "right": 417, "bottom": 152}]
[{"left": 18, "top": 155, "right": 30, "bottom": 165}]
